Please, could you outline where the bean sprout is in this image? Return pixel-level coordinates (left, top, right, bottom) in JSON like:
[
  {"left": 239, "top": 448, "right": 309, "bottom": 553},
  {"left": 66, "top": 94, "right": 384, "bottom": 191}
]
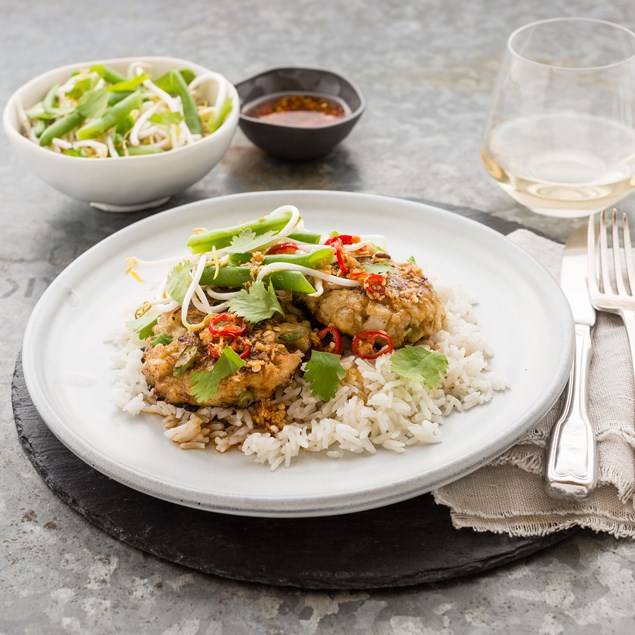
[{"left": 256, "top": 262, "right": 362, "bottom": 287}]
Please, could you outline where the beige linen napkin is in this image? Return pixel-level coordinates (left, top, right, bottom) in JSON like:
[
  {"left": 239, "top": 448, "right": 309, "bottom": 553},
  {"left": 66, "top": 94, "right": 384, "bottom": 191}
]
[{"left": 433, "top": 229, "right": 635, "bottom": 538}]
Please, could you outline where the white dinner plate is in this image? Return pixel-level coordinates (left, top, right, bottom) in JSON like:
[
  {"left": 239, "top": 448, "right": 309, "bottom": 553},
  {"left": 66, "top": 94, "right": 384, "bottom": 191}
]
[{"left": 22, "top": 191, "right": 574, "bottom": 517}]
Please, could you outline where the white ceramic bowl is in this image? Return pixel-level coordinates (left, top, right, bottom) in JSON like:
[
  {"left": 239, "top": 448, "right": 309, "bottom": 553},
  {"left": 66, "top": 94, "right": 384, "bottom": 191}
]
[{"left": 3, "top": 56, "right": 239, "bottom": 211}]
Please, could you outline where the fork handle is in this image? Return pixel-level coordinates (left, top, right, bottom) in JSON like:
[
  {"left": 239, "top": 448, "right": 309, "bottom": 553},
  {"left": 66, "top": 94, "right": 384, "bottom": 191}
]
[{"left": 544, "top": 323, "right": 598, "bottom": 500}]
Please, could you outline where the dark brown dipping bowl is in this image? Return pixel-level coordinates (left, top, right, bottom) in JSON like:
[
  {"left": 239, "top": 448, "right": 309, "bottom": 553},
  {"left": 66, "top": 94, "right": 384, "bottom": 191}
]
[{"left": 234, "top": 67, "right": 365, "bottom": 161}]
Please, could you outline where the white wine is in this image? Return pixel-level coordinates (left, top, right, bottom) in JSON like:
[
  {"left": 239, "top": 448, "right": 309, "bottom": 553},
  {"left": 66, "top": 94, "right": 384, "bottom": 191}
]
[{"left": 482, "top": 113, "right": 635, "bottom": 217}]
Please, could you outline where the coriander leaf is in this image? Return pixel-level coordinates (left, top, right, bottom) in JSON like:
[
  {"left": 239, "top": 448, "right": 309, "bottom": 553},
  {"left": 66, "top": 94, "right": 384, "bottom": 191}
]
[
  {"left": 149, "top": 111, "right": 184, "bottom": 126},
  {"left": 151, "top": 334, "right": 173, "bottom": 347},
  {"left": 107, "top": 73, "right": 149, "bottom": 92},
  {"left": 126, "top": 312, "right": 159, "bottom": 340},
  {"left": 328, "top": 231, "right": 340, "bottom": 237},
  {"left": 166, "top": 261, "right": 191, "bottom": 304},
  {"left": 391, "top": 346, "right": 448, "bottom": 389},
  {"left": 227, "top": 228, "right": 278, "bottom": 254},
  {"left": 304, "top": 350, "right": 346, "bottom": 402},
  {"left": 362, "top": 263, "right": 394, "bottom": 274},
  {"left": 189, "top": 346, "right": 245, "bottom": 402},
  {"left": 77, "top": 88, "right": 109, "bottom": 119},
  {"left": 407, "top": 255, "right": 417, "bottom": 264},
  {"left": 67, "top": 76, "right": 98, "bottom": 100},
  {"left": 227, "top": 281, "right": 284, "bottom": 323}
]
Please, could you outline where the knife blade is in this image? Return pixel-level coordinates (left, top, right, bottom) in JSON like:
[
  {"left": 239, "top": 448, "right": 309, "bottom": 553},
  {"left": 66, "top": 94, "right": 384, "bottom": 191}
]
[{"left": 544, "top": 224, "right": 598, "bottom": 500}]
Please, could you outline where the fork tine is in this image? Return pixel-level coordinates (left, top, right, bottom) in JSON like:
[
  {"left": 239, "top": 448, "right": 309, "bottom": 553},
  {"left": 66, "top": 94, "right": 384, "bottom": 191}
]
[
  {"left": 622, "top": 212, "right": 635, "bottom": 296},
  {"left": 612, "top": 208, "right": 628, "bottom": 295},
  {"left": 588, "top": 212, "right": 600, "bottom": 298},
  {"left": 599, "top": 209, "right": 613, "bottom": 294}
]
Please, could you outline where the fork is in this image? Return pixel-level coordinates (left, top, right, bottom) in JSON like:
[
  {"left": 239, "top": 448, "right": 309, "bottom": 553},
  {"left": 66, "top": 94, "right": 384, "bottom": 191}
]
[{"left": 587, "top": 208, "right": 635, "bottom": 375}]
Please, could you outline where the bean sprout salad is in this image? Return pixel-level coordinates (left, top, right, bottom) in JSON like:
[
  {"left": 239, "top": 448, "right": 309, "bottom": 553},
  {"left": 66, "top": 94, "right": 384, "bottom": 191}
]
[{"left": 18, "top": 62, "right": 232, "bottom": 158}]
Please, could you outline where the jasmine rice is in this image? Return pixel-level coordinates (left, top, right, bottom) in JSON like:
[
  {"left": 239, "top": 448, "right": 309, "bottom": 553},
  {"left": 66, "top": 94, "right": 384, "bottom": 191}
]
[{"left": 112, "top": 278, "right": 507, "bottom": 470}]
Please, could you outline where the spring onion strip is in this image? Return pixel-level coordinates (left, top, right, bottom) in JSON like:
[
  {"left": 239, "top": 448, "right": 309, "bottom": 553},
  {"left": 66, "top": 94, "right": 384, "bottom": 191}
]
[
  {"left": 307, "top": 277, "right": 324, "bottom": 298},
  {"left": 256, "top": 262, "right": 361, "bottom": 287}
]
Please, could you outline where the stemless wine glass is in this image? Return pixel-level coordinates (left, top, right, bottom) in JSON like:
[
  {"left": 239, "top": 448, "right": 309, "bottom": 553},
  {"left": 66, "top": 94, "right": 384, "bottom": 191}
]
[{"left": 481, "top": 18, "right": 635, "bottom": 217}]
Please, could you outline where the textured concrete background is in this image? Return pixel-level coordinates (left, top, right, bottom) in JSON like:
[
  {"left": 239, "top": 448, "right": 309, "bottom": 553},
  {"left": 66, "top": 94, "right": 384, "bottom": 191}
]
[{"left": 2, "top": 0, "right": 635, "bottom": 633}]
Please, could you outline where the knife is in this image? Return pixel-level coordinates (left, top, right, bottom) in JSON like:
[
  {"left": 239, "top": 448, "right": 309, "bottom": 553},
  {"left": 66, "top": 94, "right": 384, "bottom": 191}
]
[{"left": 544, "top": 224, "right": 598, "bottom": 500}]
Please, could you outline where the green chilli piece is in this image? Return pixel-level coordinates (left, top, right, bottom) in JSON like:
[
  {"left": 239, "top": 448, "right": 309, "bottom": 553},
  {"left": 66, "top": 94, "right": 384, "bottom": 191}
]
[
  {"left": 199, "top": 265, "right": 251, "bottom": 287},
  {"left": 288, "top": 231, "right": 321, "bottom": 244},
  {"left": 89, "top": 64, "right": 127, "bottom": 85},
  {"left": 127, "top": 146, "right": 165, "bottom": 156},
  {"left": 76, "top": 91, "right": 143, "bottom": 140},
  {"left": 38, "top": 109, "right": 86, "bottom": 147},
  {"left": 262, "top": 247, "right": 332, "bottom": 269},
  {"left": 155, "top": 69, "right": 202, "bottom": 135},
  {"left": 269, "top": 271, "right": 316, "bottom": 293},
  {"left": 187, "top": 210, "right": 294, "bottom": 254},
  {"left": 228, "top": 248, "right": 331, "bottom": 269},
  {"left": 39, "top": 88, "right": 110, "bottom": 146},
  {"left": 107, "top": 73, "right": 149, "bottom": 92},
  {"left": 199, "top": 265, "right": 315, "bottom": 293},
  {"left": 108, "top": 90, "right": 133, "bottom": 106},
  {"left": 207, "top": 97, "right": 232, "bottom": 133}
]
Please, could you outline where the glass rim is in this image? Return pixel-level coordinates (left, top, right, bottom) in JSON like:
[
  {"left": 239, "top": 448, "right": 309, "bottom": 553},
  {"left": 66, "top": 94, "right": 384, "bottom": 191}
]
[{"left": 508, "top": 17, "right": 635, "bottom": 71}]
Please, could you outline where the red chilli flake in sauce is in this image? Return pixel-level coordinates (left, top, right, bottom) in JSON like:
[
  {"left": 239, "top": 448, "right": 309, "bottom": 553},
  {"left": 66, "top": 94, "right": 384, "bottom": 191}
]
[{"left": 244, "top": 93, "right": 347, "bottom": 127}]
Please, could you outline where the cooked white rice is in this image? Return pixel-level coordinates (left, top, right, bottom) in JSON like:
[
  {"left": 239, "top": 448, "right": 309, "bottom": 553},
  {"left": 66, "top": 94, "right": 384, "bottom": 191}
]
[{"left": 111, "top": 279, "right": 507, "bottom": 469}]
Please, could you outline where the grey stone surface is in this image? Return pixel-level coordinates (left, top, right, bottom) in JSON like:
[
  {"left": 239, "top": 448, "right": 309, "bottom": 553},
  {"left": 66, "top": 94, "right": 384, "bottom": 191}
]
[{"left": 2, "top": 0, "right": 635, "bottom": 633}]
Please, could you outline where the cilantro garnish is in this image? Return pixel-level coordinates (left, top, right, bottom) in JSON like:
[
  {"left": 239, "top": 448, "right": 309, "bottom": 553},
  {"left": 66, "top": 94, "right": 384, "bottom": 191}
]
[
  {"left": 126, "top": 312, "right": 159, "bottom": 340},
  {"left": 407, "top": 255, "right": 417, "bottom": 265},
  {"left": 76, "top": 88, "right": 109, "bottom": 119},
  {"left": 390, "top": 346, "right": 448, "bottom": 389},
  {"left": 151, "top": 334, "right": 173, "bottom": 347},
  {"left": 166, "top": 261, "right": 191, "bottom": 304},
  {"left": 67, "top": 76, "right": 98, "bottom": 100},
  {"left": 189, "top": 346, "right": 246, "bottom": 403},
  {"left": 149, "top": 111, "right": 184, "bottom": 126},
  {"left": 227, "top": 228, "right": 278, "bottom": 254},
  {"left": 227, "top": 281, "right": 284, "bottom": 323},
  {"left": 304, "top": 350, "right": 346, "bottom": 402},
  {"left": 362, "top": 263, "right": 394, "bottom": 274},
  {"left": 328, "top": 231, "right": 340, "bottom": 238}
]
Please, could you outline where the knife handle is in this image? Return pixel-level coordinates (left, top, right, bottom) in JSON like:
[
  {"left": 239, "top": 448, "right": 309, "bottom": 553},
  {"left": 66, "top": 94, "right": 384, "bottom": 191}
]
[{"left": 544, "top": 323, "right": 597, "bottom": 500}]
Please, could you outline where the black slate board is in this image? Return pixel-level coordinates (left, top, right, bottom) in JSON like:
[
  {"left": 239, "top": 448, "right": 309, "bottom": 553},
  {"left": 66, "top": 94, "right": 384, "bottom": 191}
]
[{"left": 11, "top": 202, "right": 574, "bottom": 589}]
